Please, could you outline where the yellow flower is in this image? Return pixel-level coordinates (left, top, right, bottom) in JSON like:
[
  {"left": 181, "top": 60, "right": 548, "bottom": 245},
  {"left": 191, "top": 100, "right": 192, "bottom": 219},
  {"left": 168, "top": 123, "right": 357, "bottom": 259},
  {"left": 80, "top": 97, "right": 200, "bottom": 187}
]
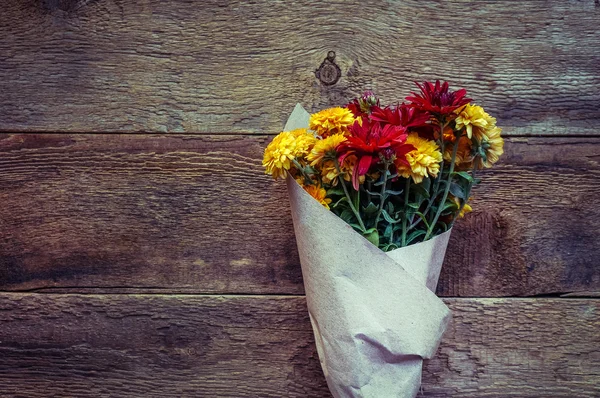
[
  {"left": 307, "top": 133, "right": 347, "bottom": 166},
  {"left": 461, "top": 202, "right": 473, "bottom": 217},
  {"left": 444, "top": 135, "right": 474, "bottom": 169},
  {"left": 454, "top": 104, "right": 492, "bottom": 139},
  {"left": 290, "top": 128, "right": 318, "bottom": 152},
  {"left": 397, "top": 133, "right": 443, "bottom": 183},
  {"left": 452, "top": 196, "right": 472, "bottom": 218},
  {"left": 303, "top": 184, "right": 332, "bottom": 209},
  {"left": 263, "top": 129, "right": 316, "bottom": 180},
  {"left": 309, "top": 107, "right": 356, "bottom": 137},
  {"left": 476, "top": 126, "right": 504, "bottom": 168},
  {"left": 320, "top": 160, "right": 339, "bottom": 185},
  {"left": 290, "top": 128, "right": 312, "bottom": 139}
]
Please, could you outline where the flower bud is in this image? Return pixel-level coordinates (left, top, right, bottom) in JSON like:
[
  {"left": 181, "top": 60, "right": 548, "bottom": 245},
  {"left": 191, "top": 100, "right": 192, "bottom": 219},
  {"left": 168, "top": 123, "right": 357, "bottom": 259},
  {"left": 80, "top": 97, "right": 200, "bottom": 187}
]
[{"left": 359, "top": 91, "right": 380, "bottom": 114}]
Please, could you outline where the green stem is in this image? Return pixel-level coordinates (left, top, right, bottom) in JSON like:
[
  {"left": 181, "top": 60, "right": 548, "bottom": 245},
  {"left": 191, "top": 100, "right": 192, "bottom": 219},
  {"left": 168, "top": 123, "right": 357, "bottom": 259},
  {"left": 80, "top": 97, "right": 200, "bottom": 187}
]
[
  {"left": 401, "top": 177, "right": 411, "bottom": 247},
  {"left": 450, "top": 158, "right": 478, "bottom": 228},
  {"left": 425, "top": 130, "right": 462, "bottom": 240},
  {"left": 334, "top": 158, "right": 367, "bottom": 232},
  {"left": 432, "top": 120, "right": 447, "bottom": 195},
  {"left": 292, "top": 158, "right": 315, "bottom": 185},
  {"left": 406, "top": 183, "right": 440, "bottom": 231},
  {"left": 374, "top": 162, "right": 390, "bottom": 227}
]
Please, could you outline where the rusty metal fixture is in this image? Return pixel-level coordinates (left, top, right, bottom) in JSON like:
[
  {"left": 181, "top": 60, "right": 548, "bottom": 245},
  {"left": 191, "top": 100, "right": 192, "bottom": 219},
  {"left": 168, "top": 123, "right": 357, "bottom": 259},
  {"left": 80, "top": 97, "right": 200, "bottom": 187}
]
[{"left": 315, "top": 51, "right": 341, "bottom": 86}]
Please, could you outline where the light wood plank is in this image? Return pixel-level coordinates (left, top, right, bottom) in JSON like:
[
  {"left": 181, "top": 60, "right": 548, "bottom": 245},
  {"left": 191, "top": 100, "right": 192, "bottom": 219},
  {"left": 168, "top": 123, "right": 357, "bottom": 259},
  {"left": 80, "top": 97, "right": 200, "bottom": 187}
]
[
  {"left": 0, "top": 294, "right": 598, "bottom": 397},
  {"left": 0, "top": 1, "right": 598, "bottom": 134},
  {"left": 1, "top": 134, "right": 599, "bottom": 296}
]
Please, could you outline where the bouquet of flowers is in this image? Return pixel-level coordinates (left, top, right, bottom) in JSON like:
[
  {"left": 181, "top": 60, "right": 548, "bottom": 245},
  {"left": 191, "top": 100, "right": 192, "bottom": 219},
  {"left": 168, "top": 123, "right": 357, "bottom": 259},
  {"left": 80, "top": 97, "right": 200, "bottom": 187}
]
[{"left": 263, "top": 81, "right": 503, "bottom": 397}]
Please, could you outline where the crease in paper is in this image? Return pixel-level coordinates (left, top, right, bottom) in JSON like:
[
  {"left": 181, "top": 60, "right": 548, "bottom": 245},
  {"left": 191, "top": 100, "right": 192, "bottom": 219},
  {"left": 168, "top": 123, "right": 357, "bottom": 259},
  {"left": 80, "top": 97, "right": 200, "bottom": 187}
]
[{"left": 284, "top": 104, "right": 452, "bottom": 398}]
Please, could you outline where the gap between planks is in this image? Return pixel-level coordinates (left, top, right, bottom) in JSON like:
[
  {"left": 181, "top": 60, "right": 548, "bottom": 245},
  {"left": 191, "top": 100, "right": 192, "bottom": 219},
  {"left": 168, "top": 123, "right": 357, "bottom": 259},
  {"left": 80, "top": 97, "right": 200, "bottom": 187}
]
[
  {"left": 1, "top": 291, "right": 599, "bottom": 300},
  {"left": 2, "top": 132, "right": 600, "bottom": 138}
]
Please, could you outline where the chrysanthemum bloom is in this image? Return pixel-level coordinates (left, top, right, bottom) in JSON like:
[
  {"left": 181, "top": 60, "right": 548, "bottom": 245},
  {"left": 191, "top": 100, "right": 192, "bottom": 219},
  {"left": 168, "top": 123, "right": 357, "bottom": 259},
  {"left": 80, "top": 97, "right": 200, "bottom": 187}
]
[
  {"left": 454, "top": 104, "right": 492, "bottom": 139},
  {"left": 309, "top": 107, "right": 356, "bottom": 137},
  {"left": 371, "top": 103, "right": 430, "bottom": 129},
  {"left": 396, "top": 133, "right": 443, "bottom": 183},
  {"left": 263, "top": 129, "right": 316, "bottom": 180},
  {"left": 318, "top": 154, "right": 366, "bottom": 186},
  {"left": 303, "top": 184, "right": 332, "bottom": 209},
  {"left": 288, "top": 128, "right": 317, "bottom": 149},
  {"left": 476, "top": 126, "right": 504, "bottom": 168},
  {"left": 444, "top": 135, "right": 474, "bottom": 168},
  {"left": 406, "top": 80, "right": 471, "bottom": 117},
  {"left": 307, "top": 133, "right": 347, "bottom": 166},
  {"left": 319, "top": 160, "right": 339, "bottom": 185},
  {"left": 337, "top": 119, "right": 414, "bottom": 189}
]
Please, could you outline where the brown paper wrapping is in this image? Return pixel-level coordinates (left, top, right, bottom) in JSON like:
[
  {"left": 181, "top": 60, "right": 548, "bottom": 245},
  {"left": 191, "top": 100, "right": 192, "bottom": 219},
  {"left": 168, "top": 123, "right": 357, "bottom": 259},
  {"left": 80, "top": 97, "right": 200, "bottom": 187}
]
[{"left": 284, "top": 104, "right": 452, "bottom": 397}]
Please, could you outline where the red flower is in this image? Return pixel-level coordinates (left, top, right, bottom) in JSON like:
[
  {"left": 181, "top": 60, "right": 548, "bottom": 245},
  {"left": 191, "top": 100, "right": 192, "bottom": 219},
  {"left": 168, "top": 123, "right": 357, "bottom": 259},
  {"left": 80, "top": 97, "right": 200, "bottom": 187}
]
[
  {"left": 338, "top": 118, "right": 414, "bottom": 189},
  {"left": 406, "top": 80, "right": 471, "bottom": 116},
  {"left": 371, "top": 103, "right": 430, "bottom": 129}
]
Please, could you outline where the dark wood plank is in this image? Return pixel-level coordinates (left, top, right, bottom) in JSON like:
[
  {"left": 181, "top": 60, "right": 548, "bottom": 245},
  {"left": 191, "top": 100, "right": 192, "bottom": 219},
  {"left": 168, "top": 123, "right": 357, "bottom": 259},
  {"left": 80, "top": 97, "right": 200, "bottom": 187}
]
[
  {"left": 1, "top": 134, "right": 599, "bottom": 296},
  {"left": 0, "top": 134, "right": 304, "bottom": 294},
  {"left": 0, "top": 294, "right": 598, "bottom": 397},
  {"left": 1, "top": 0, "right": 598, "bottom": 134},
  {"left": 440, "top": 136, "right": 600, "bottom": 297}
]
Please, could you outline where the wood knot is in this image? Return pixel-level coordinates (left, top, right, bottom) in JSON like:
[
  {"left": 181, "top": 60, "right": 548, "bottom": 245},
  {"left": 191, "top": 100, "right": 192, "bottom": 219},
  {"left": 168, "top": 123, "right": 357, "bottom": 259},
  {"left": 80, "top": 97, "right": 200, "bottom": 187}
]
[{"left": 315, "top": 51, "right": 341, "bottom": 86}]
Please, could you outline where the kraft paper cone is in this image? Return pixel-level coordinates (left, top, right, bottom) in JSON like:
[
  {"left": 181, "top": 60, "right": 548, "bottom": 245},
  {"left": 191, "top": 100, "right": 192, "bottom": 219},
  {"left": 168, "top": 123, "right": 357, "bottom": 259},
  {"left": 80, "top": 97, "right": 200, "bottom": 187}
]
[{"left": 284, "top": 104, "right": 452, "bottom": 398}]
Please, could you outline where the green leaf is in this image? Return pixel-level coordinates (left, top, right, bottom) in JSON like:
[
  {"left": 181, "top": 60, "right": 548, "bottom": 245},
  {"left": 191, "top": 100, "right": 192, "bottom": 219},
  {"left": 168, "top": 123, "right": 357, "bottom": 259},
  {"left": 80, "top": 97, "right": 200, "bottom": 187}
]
[
  {"left": 382, "top": 209, "right": 400, "bottom": 224},
  {"left": 406, "top": 229, "right": 427, "bottom": 245},
  {"left": 348, "top": 222, "right": 363, "bottom": 230},
  {"left": 365, "top": 189, "right": 383, "bottom": 197},
  {"left": 362, "top": 228, "right": 380, "bottom": 246},
  {"left": 381, "top": 242, "right": 399, "bottom": 252},
  {"left": 326, "top": 187, "right": 345, "bottom": 197},
  {"left": 331, "top": 196, "right": 349, "bottom": 209},
  {"left": 384, "top": 189, "right": 403, "bottom": 196},
  {"left": 413, "top": 212, "right": 430, "bottom": 229},
  {"left": 449, "top": 182, "right": 466, "bottom": 199},
  {"left": 384, "top": 222, "right": 393, "bottom": 235},
  {"left": 362, "top": 202, "right": 379, "bottom": 215},
  {"left": 441, "top": 200, "right": 458, "bottom": 213},
  {"left": 339, "top": 208, "right": 354, "bottom": 223},
  {"left": 386, "top": 201, "right": 395, "bottom": 214},
  {"left": 452, "top": 171, "right": 474, "bottom": 182},
  {"left": 411, "top": 183, "right": 430, "bottom": 199}
]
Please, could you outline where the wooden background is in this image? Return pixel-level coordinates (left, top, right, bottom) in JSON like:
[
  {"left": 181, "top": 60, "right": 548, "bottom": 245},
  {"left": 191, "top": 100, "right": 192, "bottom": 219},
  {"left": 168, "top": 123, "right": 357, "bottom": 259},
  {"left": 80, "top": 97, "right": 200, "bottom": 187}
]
[{"left": 1, "top": 0, "right": 599, "bottom": 396}]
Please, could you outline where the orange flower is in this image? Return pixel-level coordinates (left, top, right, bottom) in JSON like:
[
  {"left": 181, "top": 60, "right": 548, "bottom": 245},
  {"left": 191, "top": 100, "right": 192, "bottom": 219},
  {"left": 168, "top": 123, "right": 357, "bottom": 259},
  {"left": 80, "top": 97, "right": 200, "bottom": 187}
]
[{"left": 303, "top": 184, "right": 332, "bottom": 209}]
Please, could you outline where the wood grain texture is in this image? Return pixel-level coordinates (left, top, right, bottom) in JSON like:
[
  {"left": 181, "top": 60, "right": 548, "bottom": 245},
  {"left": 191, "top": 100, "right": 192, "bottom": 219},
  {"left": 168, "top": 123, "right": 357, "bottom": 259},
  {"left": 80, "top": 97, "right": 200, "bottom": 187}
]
[
  {"left": 1, "top": 134, "right": 599, "bottom": 296},
  {"left": 0, "top": 294, "right": 598, "bottom": 397},
  {"left": 1, "top": 0, "right": 599, "bottom": 135}
]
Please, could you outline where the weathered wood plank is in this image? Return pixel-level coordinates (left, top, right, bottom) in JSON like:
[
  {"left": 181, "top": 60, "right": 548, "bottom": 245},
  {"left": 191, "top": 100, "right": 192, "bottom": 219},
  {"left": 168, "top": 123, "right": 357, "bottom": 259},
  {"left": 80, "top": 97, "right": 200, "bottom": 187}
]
[
  {"left": 1, "top": 0, "right": 598, "bottom": 135},
  {"left": 1, "top": 134, "right": 599, "bottom": 296},
  {"left": 0, "top": 294, "right": 598, "bottom": 397}
]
